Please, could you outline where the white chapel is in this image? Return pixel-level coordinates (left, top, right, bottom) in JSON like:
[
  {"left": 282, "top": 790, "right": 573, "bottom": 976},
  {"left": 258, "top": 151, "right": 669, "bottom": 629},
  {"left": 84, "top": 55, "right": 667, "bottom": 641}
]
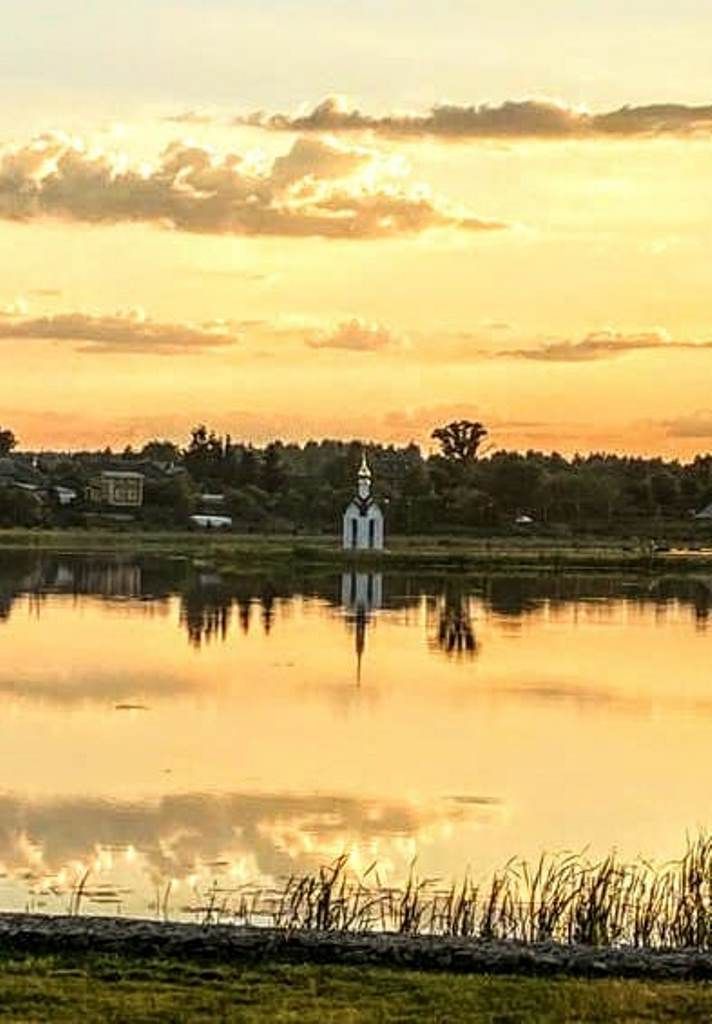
[{"left": 342, "top": 454, "right": 385, "bottom": 550}]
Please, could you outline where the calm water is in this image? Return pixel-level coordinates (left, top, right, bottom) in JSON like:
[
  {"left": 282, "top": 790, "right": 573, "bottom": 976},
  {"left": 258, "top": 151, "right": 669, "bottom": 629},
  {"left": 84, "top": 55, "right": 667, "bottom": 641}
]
[{"left": 1, "top": 550, "right": 712, "bottom": 919}]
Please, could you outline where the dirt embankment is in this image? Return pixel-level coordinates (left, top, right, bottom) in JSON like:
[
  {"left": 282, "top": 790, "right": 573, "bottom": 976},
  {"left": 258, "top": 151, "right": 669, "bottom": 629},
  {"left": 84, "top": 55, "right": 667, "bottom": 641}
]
[{"left": 3, "top": 915, "right": 712, "bottom": 980}]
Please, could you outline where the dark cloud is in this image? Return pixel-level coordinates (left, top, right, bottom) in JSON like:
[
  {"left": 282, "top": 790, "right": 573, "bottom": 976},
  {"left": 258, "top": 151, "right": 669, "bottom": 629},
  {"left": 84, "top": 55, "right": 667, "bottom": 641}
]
[
  {"left": 0, "top": 132, "right": 504, "bottom": 239},
  {"left": 0, "top": 311, "right": 239, "bottom": 354},
  {"left": 235, "top": 96, "right": 712, "bottom": 141},
  {"left": 307, "top": 318, "right": 401, "bottom": 352},
  {"left": 500, "top": 329, "right": 712, "bottom": 362}
]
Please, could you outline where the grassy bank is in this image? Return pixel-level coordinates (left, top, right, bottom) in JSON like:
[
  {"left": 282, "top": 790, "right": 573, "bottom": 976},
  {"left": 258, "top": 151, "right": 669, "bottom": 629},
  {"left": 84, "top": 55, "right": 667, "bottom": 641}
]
[
  {"left": 0, "top": 951, "right": 710, "bottom": 1022},
  {"left": 3, "top": 527, "right": 712, "bottom": 574}
]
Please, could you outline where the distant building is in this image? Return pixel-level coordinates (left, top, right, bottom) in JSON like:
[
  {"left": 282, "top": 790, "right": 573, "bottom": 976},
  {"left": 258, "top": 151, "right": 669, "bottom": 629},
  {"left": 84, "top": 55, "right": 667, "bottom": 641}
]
[
  {"left": 88, "top": 471, "right": 144, "bottom": 508},
  {"left": 342, "top": 454, "right": 385, "bottom": 550},
  {"left": 53, "top": 485, "right": 78, "bottom": 507},
  {"left": 0, "top": 457, "right": 45, "bottom": 490},
  {"left": 189, "top": 514, "right": 233, "bottom": 530}
]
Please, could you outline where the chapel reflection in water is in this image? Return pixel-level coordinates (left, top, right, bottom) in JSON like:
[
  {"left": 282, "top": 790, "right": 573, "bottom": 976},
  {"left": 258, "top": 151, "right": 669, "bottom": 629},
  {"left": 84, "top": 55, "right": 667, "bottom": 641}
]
[{"left": 341, "top": 572, "right": 383, "bottom": 681}]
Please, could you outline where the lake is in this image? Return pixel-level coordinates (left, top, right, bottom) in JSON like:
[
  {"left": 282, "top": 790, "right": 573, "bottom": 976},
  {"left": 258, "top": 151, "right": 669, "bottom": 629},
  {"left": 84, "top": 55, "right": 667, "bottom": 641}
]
[{"left": 0, "top": 550, "right": 711, "bottom": 920}]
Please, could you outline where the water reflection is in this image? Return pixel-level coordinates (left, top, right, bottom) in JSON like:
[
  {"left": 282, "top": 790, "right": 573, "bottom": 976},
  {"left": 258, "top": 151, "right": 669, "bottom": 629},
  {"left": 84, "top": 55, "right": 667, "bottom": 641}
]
[
  {"left": 0, "top": 789, "right": 500, "bottom": 918},
  {"left": 429, "top": 584, "right": 477, "bottom": 658},
  {"left": 4, "top": 550, "right": 712, "bottom": 641},
  {"left": 341, "top": 572, "right": 383, "bottom": 681},
  {"left": 2, "top": 551, "right": 712, "bottom": 918}
]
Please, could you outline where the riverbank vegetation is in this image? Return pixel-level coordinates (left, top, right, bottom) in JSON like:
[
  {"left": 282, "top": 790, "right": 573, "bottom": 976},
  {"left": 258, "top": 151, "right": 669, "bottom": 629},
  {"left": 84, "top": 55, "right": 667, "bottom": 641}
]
[
  {"left": 2, "top": 527, "right": 712, "bottom": 576},
  {"left": 142, "top": 836, "right": 712, "bottom": 952},
  {"left": 22, "top": 836, "right": 712, "bottom": 954}
]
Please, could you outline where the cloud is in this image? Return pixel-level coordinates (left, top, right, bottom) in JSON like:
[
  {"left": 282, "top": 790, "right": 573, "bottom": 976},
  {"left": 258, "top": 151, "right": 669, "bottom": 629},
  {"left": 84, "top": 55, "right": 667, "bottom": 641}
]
[
  {"left": 307, "top": 318, "right": 401, "bottom": 352},
  {"left": 0, "top": 789, "right": 484, "bottom": 889},
  {"left": 662, "top": 412, "right": 712, "bottom": 438},
  {"left": 236, "top": 95, "right": 712, "bottom": 141},
  {"left": 0, "top": 310, "right": 240, "bottom": 354},
  {"left": 482, "top": 320, "right": 512, "bottom": 332},
  {"left": 1, "top": 297, "right": 29, "bottom": 317},
  {"left": 162, "top": 109, "right": 216, "bottom": 125},
  {"left": 0, "top": 131, "right": 504, "bottom": 239},
  {"left": 500, "top": 329, "right": 712, "bottom": 362},
  {"left": 382, "top": 404, "right": 550, "bottom": 438}
]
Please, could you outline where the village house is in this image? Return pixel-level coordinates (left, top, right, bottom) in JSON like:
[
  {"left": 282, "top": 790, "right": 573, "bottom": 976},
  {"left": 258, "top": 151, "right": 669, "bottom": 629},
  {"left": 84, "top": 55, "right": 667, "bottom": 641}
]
[
  {"left": 87, "top": 470, "right": 145, "bottom": 508},
  {"left": 0, "top": 457, "right": 45, "bottom": 492}
]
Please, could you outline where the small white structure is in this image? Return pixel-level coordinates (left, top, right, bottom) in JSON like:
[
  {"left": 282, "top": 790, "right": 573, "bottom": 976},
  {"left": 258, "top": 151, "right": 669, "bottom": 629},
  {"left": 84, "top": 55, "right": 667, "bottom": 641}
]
[
  {"left": 342, "top": 454, "right": 385, "bottom": 550},
  {"left": 54, "top": 485, "right": 78, "bottom": 507},
  {"left": 190, "top": 514, "right": 233, "bottom": 530}
]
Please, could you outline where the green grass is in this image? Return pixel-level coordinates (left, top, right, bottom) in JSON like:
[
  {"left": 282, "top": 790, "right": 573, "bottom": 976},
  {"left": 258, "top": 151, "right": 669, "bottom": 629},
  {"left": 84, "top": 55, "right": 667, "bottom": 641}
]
[
  {"left": 0, "top": 952, "right": 711, "bottom": 1023},
  {"left": 3, "top": 527, "right": 712, "bottom": 574}
]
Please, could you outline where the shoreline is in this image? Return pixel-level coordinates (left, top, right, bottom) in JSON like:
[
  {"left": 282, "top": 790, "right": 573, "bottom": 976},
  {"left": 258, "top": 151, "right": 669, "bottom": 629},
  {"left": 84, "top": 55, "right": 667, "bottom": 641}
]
[
  {"left": 2, "top": 528, "right": 712, "bottom": 574},
  {"left": 1, "top": 914, "right": 712, "bottom": 981}
]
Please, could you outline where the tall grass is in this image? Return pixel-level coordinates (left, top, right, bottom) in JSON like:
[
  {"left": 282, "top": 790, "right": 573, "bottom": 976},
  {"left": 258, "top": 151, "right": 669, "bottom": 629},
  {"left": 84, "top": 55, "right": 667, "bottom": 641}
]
[
  {"left": 175, "top": 835, "right": 712, "bottom": 949},
  {"left": 22, "top": 835, "right": 712, "bottom": 950}
]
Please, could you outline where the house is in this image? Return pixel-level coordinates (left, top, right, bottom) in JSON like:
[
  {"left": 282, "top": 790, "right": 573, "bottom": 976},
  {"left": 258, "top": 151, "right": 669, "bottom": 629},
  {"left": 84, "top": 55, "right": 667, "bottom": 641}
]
[
  {"left": 87, "top": 471, "right": 144, "bottom": 508},
  {"left": 0, "top": 457, "right": 45, "bottom": 491},
  {"left": 0, "top": 458, "right": 47, "bottom": 515},
  {"left": 342, "top": 454, "right": 385, "bottom": 550}
]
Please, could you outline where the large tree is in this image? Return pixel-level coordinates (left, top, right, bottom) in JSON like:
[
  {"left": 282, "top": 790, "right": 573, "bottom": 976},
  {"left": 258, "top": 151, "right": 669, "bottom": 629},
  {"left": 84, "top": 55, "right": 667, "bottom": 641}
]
[
  {"left": 0, "top": 428, "right": 17, "bottom": 457},
  {"left": 140, "top": 439, "right": 180, "bottom": 463},
  {"left": 432, "top": 420, "right": 488, "bottom": 462}
]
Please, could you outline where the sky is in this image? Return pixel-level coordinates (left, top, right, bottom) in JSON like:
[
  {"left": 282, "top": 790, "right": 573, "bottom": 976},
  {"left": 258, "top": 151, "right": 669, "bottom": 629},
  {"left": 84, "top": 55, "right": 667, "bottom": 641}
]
[{"left": 3, "top": 0, "right": 712, "bottom": 456}]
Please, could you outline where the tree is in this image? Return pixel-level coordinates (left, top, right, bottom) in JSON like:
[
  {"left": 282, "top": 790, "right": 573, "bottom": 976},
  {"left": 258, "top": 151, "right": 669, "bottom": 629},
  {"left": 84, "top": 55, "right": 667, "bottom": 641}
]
[
  {"left": 260, "top": 442, "right": 285, "bottom": 494},
  {"left": 0, "top": 428, "right": 17, "bottom": 457},
  {"left": 142, "top": 476, "right": 194, "bottom": 527},
  {"left": 140, "top": 439, "right": 180, "bottom": 463},
  {"left": 487, "top": 452, "right": 543, "bottom": 513},
  {"left": 0, "top": 487, "right": 41, "bottom": 527},
  {"left": 183, "top": 425, "right": 226, "bottom": 485},
  {"left": 432, "top": 420, "right": 488, "bottom": 462}
]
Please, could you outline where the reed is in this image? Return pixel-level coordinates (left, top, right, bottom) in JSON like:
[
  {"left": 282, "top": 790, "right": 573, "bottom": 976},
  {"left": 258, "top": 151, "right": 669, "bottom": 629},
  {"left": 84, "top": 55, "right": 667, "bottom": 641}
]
[{"left": 172, "top": 835, "right": 712, "bottom": 949}]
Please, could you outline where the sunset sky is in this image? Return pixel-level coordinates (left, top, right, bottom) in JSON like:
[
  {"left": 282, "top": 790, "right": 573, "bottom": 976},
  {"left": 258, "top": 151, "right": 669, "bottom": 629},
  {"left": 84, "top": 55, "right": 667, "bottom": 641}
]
[{"left": 3, "top": 0, "right": 712, "bottom": 456}]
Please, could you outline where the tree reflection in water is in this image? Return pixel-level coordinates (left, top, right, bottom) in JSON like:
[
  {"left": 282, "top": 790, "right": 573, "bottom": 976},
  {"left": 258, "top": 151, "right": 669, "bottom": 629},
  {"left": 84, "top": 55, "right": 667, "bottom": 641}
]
[
  {"left": 179, "top": 579, "right": 281, "bottom": 647},
  {"left": 430, "top": 586, "right": 478, "bottom": 658},
  {"left": 181, "top": 592, "right": 232, "bottom": 648},
  {"left": 4, "top": 553, "right": 712, "bottom": 653}
]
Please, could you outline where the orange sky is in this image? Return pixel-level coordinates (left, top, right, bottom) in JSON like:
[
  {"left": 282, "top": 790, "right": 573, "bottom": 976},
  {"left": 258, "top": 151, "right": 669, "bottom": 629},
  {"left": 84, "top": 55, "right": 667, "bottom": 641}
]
[{"left": 3, "top": 2, "right": 712, "bottom": 457}]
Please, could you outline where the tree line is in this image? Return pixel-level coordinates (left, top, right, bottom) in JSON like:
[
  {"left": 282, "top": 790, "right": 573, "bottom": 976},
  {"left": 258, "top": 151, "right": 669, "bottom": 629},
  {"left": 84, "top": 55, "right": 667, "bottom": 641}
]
[{"left": 2, "top": 420, "right": 712, "bottom": 533}]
